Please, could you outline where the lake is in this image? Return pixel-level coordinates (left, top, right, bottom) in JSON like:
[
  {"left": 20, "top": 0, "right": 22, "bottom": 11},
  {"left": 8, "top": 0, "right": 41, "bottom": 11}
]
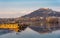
[{"left": 0, "top": 27, "right": 60, "bottom": 38}]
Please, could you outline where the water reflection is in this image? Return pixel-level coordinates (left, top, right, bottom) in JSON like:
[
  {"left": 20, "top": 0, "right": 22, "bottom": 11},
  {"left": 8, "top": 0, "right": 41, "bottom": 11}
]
[
  {"left": 29, "top": 23, "right": 60, "bottom": 33},
  {"left": 0, "top": 29, "right": 12, "bottom": 35},
  {"left": 0, "top": 23, "right": 60, "bottom": 35},
  {"left": 0, "top": 23, "right": 60, "bottom": 38},
  {"left": 0, "top": 27, "right": 60, "bottom": 38},
  {"left": 0, "top": 26, "right": 27, "bottom": 35}
]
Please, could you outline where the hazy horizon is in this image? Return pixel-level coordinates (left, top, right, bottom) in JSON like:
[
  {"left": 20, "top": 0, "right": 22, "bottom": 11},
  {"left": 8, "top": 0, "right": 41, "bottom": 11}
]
[{"left": 0, "top": 0, "right": 60, "bottom": 18}]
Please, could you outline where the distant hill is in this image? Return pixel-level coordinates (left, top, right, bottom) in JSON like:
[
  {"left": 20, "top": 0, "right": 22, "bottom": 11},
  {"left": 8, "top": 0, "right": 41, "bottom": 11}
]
[
  {"left": 22, "top": 8, "right": 60, "bottom": 18},
  {"left": 0, "top": 8, "right": 60, "bottom": 24}
]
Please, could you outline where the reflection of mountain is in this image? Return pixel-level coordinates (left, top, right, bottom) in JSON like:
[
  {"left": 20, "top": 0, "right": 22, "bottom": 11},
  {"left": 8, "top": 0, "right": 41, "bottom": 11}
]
[
  {"left": 29, "top": 26, "right": 52, "bottom": 33},
  {"left": 22, "top": 8, "right": 60, "bottom": 18},
  {"left": 0, "top": 30, "right": 12, "bottom": 35},
  {"left": 0, "top": 27, "right": 60, "bottom": 38},
  {"left": 29, "top": 23, "right": 60, "bottom": 33}
]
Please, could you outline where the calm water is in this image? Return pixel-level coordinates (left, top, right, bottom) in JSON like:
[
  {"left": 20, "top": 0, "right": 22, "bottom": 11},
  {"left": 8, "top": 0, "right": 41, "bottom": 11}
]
[{"left": 0, "top": 27, "right": 60, "bottom": 38}]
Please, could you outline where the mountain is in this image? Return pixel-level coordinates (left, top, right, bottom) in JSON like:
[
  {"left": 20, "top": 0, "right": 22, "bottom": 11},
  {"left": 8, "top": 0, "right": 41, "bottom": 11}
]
[
  {"left": 0, "top": 8, "right": 60, "bottom": 24},
  {"left": 22, "top": 8, "right": 60, "bottom": 18}
]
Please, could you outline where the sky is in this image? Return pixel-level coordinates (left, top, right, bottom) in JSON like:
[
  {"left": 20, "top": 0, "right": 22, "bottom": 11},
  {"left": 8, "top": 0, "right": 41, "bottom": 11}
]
[{"left": 0, "top": 0, "right": 60, "bottom": 18}]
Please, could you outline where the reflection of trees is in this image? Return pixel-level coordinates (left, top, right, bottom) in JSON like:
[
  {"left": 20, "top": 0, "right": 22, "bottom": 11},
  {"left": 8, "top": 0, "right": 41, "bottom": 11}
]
[{"left": 46, "top": 23, "right": 60, "bottom": 31}]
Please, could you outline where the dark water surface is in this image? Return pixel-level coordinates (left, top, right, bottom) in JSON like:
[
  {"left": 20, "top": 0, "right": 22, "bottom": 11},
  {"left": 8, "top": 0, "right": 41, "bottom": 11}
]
[{"left": 0, "top": 27, "right": 60, "bottom": 38}]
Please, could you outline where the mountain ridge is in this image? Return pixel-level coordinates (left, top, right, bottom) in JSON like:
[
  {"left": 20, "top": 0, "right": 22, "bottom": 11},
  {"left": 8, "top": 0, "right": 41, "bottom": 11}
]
[{"left": 21, "top": 8, "right": 60, "bottom": 18}]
